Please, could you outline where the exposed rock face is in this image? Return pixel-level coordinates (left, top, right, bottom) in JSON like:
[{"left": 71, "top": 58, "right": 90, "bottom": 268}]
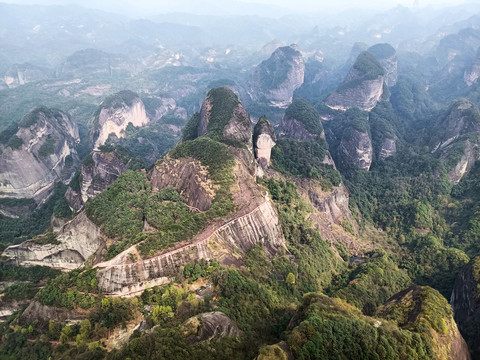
[
  {"left": 280, "top": 99, "right": 325, "bottom": 141},
  {"left": 149, "top": 156, "right": 216, "bottom": 212},
  {"left": 95, "top": 196, "right": 284, "bottom": 295},
  {"left": 183, "top": 312, "right": 242, "bottom": 344},
  {"left": 91, "top": 90, "right": 149, "bottom": 149},
  {"left": 338, "top": 128, "right": 373, "bottom": 170},
  {"left": 379, "top": 137, "right": 397, "bottom": 160},
  {"left": 380, "top": 286, "right": 471, "bottom": 360},
  {"left": 430, "top": 99, "right": 480, "bottom": 184},
  {"left": 464, "top": 50, "right": 480, "bottom": 86},
  {"left": 4, "top": 63, "right": 49, "bottom": 88},
  {"left": 0, "top": 299, "right": 29, "bottom": 321},
  {"left": 66, "top": 150, "right": 129, "bottom": 211},
  {"left": 95, "top": 155, "right": 286, "bottom": 296},
  {"left": 293, "top": 178, "right": 370, "bottom": 256},
  {"left": 56, "top": 48, "right": 134, "bottom": 79},
  {"left": 451, "top": 256, "right": 480, "bottom": 358},
  {"left": 249, "top": 45, "right": 305, "bottom": 108},
  {"left": 197, "top": 87, "right": 253, "bottom": 150},
  {"left": 0, "top": 106, "right": 79, "bottom": 208},
  {"left": 222, "top": 104, "right": 252, "bottom": 146},
  {"left": 325, "top": 51, "right": 385, "bottom": 111},
  {"left": 253, "top": 116, "right": 276, "bottom": 171},
  {"left": 3, "top": 211, "right": 105, "bottom": 270},
  {"left": 368, "top": 43, "right": 398, "bottom": 87},
  {"left": 19, "top": 300, "right": 87, "bottom": 325},
  {"left": 280, "top": 117, "right": 319, "bottom": 142},
  {"left": 143, "top": 96, "right": 181, "bottom": 122}
]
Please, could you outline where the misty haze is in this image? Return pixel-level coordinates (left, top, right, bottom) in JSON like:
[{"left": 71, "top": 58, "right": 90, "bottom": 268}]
[{"left": 0, "top": 0, "right": 480, "bottom": 359}]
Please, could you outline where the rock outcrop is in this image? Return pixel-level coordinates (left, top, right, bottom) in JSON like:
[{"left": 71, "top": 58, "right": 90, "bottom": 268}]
[
  {"left": 19, "top": 300, "right": 87, "bottom": 325},
  {"left": 149, "top": 156, "right": 216, "bottom": 212},
  {"left": 452, "top": 256, "right": 480, "bottom": 358},
  {"left": 325, "top": 51, "right": 385, "bottom": 112},
  {"left": 280, "top": 99, "right": 324, "bottom": 142},
  {"left": 91, "top": 90, "right": 149, "bottom": 149},
  {"left": 338, "top": 127, "right": 373, "bottom": 170},
  {"left": 368, "top": 43, "right": 397, "bottom": 87},
  {"left": 380, "top": 286, "right": 471, "bottom": 360},
  {"left": 430, "top": 99, "right": 480, "bottom": 184},
  {"left": 253, "top": 116, "right": 276, "bottom": 173},
  {"left": 249, "top": 45, "right": 305, "bottom": 108},
  {"left": 464, "top": 49, "right": 480, "bottom": 87},
  {"left": 92, "top": 90, "right": 285, "bottom": 296},
  {"left": 197, "top": 87, "right": 252, "bottom": 149},
  {"left": 142, "top": 96, "right": 183, "bottom": 122},
  {"left": 4, "top": 63, "right": 49, "bottom": 88},
  {"left": 0, "top": 106, "right": 79, "bottom": 210},
  {"left": 3, "top": 211, "right": 105, "bottom": 270},
  {"left": 65, "top": 149, "right": 130, "bottom": 211},
  {"left": 379, "top": 136, "right": 397, "bottom": 160},
  {"left": 95, "top": 186, "right": 285, "bottom": 295},
  {"left": 182, "top": 312, "right": 242, "bottom": 344}
]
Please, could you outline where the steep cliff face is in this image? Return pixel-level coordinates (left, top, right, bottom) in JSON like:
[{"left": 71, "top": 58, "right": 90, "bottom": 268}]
[
  {"left": 379, "top": 286, "right": 471, "bottom": 360},
  {"left": 325, "top": 51, "right": 385, "bottom": 112},
  {"left": 368, "top": 43, "right": 398, "bottom": 87},
  {"left": 66, "top": 150, "right": 130, "bottom": 211},
  {"left": 0, "top": 106, "right": 79, "bottom": 209},
  {"left": 91, "top": 90, "right": 149, "bottom": 149},
  {"left": 451, "top": 256, "right": 480, "bottom": 358},
  {"left": 292, "top": 178, "right": 368, "bottom": 255},
  {"left": 338, "top": 127, "right": 373, "bottom": 170},
  {"left": 249, "top": 45, "right": 305, "bottom": 108},
  {"left": 3, "top": 211, "right": 105, "bottom": 270},
  {"left": 379, "top": 137, "right": 397, "bottom": 160},
  {"left": 464, "top": 49, "right": 480, "bottom": 87},
  {"left": 4, "top": 63, "right": 49, "bottom": 88},
  {"left": 430, "top": 99, "right": 480, "bottom": 184},
  {"left": 149, "top": 156, "right": 216, "bottom": 212},
  {"left": 142, "top": 96, "right": 183, "bottom": 122},
  {"left": 280, "top": 99, "right": 324, "bottom": 142},
  {"left": 95, "top": 166, "right": 285, "bottom": 295},
  {"left": 253, "top": 116, "right": 276, "bottom": 173},
  {"left": 278, "top": 99, "right": 337, "bottom": 169}
]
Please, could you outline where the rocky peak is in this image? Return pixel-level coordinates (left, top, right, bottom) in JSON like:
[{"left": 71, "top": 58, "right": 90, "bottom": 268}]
[
  {"left": 379, "top": 285, "right": 471, "bottom": 360},
  {"left": 253, "top": 116, "right": 276, "bottom": 172},
  {"left": 325, "top": 51, "right": 385, "bottom": 111},
  {"left": 65, "top": 147, "right": 134, "bottom": 211},
  {"left": 368, "top": 43, "right": 397, "bottom": 87},
  {"left": 452, "top": 256, "right": 480, "bottom": 358},
  {"left": 430, "top": 99, "right": 480, "bottom": 184},
  {"left": 182, "top": 312, "right": 242, "bottom": 344},
  {"left": 91, "top": 90, "right": 149, "bottom": 149},
  {"left": 464, "top": 48, "right": 480, "bottom": 87},
  {"left": 0, "top": 106, "right": 79, "bottom": 209},
  {"left": 249, "top": 44, "right": 305, "bottom": 108},
  {"left": 280, "top": 98, "right": 324, "bottom": 142},
  {"left": 197, "top": 87, "right": 252, "bottom": 149},
  {"left": 430, "top": 99, "right": 480, "bottom": 151},
  {"left": 328, "top": 108, "right": 373, "bottom": 171},
  {"left": 4, "top": 63, "right": 49, "bottom": 88}
]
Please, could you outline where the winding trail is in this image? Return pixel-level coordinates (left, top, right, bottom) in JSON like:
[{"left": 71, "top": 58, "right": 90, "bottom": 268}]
[{"left": 94, "top": 192, "right": 271, "bottom": 270}]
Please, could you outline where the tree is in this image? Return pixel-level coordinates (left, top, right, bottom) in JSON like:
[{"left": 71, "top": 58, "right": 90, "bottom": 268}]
[{"left": 286, "top": 273, "right": 296, "bottom": 288}]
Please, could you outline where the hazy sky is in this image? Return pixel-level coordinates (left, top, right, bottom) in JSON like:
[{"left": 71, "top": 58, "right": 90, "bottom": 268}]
[{"left": 1, "top": 0, "right": 477, "bottom": 15}]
